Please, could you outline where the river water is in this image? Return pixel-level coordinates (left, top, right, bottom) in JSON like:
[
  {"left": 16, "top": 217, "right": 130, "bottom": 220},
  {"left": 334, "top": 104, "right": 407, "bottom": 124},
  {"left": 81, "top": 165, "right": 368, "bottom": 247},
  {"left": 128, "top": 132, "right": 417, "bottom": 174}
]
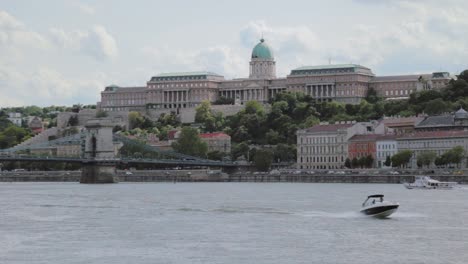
[{"left": 0, "top": 182, "right": 467, "bottom": 264}]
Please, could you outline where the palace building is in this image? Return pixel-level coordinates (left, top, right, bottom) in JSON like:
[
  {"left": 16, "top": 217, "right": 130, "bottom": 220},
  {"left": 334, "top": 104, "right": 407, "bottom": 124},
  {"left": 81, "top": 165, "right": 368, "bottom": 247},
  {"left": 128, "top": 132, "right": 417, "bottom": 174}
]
[{"left": 98, "top": 38, "right": 451, "bottom": 112}]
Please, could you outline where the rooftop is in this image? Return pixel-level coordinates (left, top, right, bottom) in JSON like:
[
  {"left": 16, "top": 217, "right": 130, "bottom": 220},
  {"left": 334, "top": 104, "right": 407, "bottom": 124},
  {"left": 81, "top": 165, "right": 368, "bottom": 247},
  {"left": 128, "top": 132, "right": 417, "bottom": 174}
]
[
  {"left": 104, "top": 86, "right": 146, "bottom": 93},
  {"left": 200, "top": 132, "right": 231, "bottom": 138},
  {"left": 292, "top": 64, "right": 370, "bottom": 71},
  {"left": 349, "top": 134, "right": 380, "bottom": 142},
  {"left": 251, "top": 38, "right": 274, "bottom": 60},
  {"left": 398, "top": 130, "right": 468, "bottom": 140},
  {"left": 154, "top": 71, "right": 222, "bottom": 78},
  {"left": 371, "top": 74, "right": 432, "bottom": 82},
  {"left": 416, "top": 114, "right": 454, "bottom": 128},
  {"left": 302, "top": 123, "right": 354, "bottom": 133}
]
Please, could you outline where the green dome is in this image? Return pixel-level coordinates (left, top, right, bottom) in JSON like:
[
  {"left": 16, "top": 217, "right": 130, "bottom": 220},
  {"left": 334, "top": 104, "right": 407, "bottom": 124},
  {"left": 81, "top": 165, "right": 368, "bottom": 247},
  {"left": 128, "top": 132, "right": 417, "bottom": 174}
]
[{"left": 251, "top": 38, "right": 274, "bottom": 60}]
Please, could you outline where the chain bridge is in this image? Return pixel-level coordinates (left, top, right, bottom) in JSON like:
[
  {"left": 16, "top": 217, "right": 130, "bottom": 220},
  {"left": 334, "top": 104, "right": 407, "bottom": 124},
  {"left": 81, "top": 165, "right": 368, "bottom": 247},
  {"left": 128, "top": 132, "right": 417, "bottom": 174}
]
[{"left": 0, "top": 119, "right": 235, "bottom": 183}]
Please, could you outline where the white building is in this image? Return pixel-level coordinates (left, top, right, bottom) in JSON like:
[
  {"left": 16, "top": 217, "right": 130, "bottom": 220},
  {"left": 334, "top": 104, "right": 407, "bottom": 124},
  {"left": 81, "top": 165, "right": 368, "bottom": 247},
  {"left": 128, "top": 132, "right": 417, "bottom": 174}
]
[
  {"left": 296, "top": 122, "right": 372, "bottom": 169},
  {"left": 397, "top": 130, "right": 468, "bottom": 168},
  {"left": 376, "top": 135, "right": 398, "bottom": 168},
  {"left": 7, "top": 113, "right": 22, "bottom": 126}
]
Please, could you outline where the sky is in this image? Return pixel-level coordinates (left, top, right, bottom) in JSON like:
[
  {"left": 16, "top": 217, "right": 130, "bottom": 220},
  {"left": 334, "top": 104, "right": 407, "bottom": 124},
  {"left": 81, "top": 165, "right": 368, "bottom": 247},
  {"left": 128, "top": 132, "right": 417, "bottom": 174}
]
[{"left": 1, "top": 0, "right": 468, "bottom": 107}]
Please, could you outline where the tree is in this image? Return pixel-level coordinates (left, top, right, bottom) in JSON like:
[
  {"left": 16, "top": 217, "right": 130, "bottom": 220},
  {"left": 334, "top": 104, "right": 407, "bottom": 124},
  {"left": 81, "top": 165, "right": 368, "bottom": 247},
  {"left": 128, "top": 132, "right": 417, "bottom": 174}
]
[
  {"left": 195, "top": 100, "right": 212, "bottom": 123},
  {"left": 365, "top": 87, "right": 379, "bottom": 104},
  {"left": 273, "top": 144, "right": 296, "bottom": 163},
  {"left": 358, "top": 156, "right": 367, "bottom": 168},
  {"left": 128, "top": 111, "right": 144, "bottom": 129},
  {"left": 67, "top": 115, "right": 79, "bottom": 126},
  {"left": 244, "top": 101, "right": 265, "bottom": 115},
  {"left": 207, "top": 150, "right": 224, "bottom": 161},
  {"left": 231, "top": 142, "right": 249, "bottom": 160},
  {"left": 441, "top": 146, "right": 465, "bottom": 168},
  {"left": 171, "top": 127, "right": 208, "bottom": 158},
  {"left": 384, "top": 156, "right": 391, "bottom": 167},
  {"left": 365, "top": 155, "right": 374, "bottom": 168},
  {"left": 344, "top": 158, "right": 351, "bottom": 168},
  {"left": 417, "top": 151, "right": 437, "bottom": 168},
  {"left": 266, "top": 129, "right": 280, "bottom": 145},
  {"left": 423, "top": 98, "right": 450, "bottom": 115},
  {"left": 391, "top": 150, "right": 413, "bottom": 168},
  {"left": 351, "top": 157, "right": 359, "bottom": 168},
  {"left": 254, "top": 149, "right": 273, "bottom": 171},
  {"left": 96, "top": 110, "right": 108, "bottom": 118}
]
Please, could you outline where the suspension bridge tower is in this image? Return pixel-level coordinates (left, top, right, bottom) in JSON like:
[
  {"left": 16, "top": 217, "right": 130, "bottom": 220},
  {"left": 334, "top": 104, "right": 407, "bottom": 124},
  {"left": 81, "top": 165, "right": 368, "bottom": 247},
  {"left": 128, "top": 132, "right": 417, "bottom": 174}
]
[{"left": 80, "top": 119, "right": 118, "bottom": 183}]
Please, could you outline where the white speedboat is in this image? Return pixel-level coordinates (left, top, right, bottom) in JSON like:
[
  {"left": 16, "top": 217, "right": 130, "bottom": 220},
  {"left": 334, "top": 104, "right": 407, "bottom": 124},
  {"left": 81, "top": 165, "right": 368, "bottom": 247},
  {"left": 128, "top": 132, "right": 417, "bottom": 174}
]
[
  {"left": 360, "top": 194, "right": 399, "bottom": 218},
  {"left": 404, "top": 176, "right": 457, "bottom": 190}
]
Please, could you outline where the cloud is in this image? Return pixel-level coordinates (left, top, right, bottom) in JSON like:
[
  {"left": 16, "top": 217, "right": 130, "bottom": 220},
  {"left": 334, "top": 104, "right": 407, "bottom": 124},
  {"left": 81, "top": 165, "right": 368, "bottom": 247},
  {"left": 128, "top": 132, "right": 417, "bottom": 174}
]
[
  {"left": 74, "top": 2, "right": 96, "bottom": 15},
  {"left": 0, "top": 64, "right": 104, "bottom": 107},
  {"left": 82, "top": 26, "right": 118, "bottom": 60},
  {"left": 49, "top": 25, "right": 118, "bottom": 61},
  {"left": 0, "top": 10, "right": 50, "bottom": 50},
  {"left": 142, "top": 45, "right": 247, "bottom": 78}
]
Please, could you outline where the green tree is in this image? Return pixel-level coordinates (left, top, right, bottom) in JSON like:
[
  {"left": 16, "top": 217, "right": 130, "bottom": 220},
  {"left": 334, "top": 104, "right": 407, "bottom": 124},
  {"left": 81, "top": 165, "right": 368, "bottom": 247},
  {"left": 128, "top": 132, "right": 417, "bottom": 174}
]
[
  {"left": 351, "top": 157, "right": 359, "bottom": 168},
  {"left": 391, "top": 150, "right": 413, "bottom": 168},
  {"left": 417, "top": 151, "right": 437, "bottom": 168},
  {"left": 344, "top": 158, "right": 351, "bottom": 168},
  {"left": 171, "top": 127, "right": 208, "bottom": 158},
  {"left": 441, "top": 146, "right": 465, "bottom": 168},
  {"left": 207, "top": 150, "right": 224, "bottom": 161},
  {"left": 195, "top": 100, "right": 212, "bottom": 123},
  {"left": 244, "top": 101, "right": 265, "bottom": 115},
  {"left": 231, "top": 142, "right": 249, "bottom": 160},
  {"left": 96, "top": 110, "right": 108, "bottom": 118},
  {"left": 365, "top": 155, "right": 374, "bottom": 168},
  {"left": 273, "top": 143, "right": 296, "bottom": 162},
  {"left": 384, "top": 156, "right": 392, "bottom": 167},
  {"left": 254, "top": 149, "right": 273, "bottom": 171},
  {"left": 365, "top": 87, "right": 379, "bottom": 104},
  {"left": 67, "top": 115, "right": 79, "bottom": 126},
  {"left": 424, "top": 98, "right": 450, "bottom": 115},
  {"left": 128, "top": 111, "right": 144, "bottom": 129}
]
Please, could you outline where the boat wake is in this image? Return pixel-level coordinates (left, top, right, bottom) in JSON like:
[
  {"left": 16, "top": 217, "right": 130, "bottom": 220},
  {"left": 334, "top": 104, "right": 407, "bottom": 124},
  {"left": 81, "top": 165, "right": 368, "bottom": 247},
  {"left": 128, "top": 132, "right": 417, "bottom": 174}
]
[
  {"left": 298, "top": 210, "right": 362, "bottom": 219},
  {"left": 391, "top": 212, "right": 427, "bottom": 218},
  {"left": 177, "top": 206, "right": 291, "bottom": 215}
]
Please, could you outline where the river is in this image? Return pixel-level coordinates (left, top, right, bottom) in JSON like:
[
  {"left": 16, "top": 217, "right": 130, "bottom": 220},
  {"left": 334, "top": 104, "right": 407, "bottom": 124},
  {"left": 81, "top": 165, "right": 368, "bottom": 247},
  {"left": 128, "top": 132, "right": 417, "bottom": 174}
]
[{"left": 0, "top": 182, "right": 467, "bottom": 264}]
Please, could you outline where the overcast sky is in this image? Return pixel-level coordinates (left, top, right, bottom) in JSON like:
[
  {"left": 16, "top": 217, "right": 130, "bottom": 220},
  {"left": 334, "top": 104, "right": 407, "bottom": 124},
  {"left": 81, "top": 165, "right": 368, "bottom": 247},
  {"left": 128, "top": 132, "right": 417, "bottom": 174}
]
[{"left": 1, "top": 0, "right": 468, "bottom": 107}]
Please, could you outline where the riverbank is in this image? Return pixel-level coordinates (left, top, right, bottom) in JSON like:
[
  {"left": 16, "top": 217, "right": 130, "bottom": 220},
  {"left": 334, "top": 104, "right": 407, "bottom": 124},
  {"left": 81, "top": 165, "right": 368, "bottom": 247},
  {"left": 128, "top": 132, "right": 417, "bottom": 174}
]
[{"left": 1, "top": 170, "right": 468, "bottom": 183}]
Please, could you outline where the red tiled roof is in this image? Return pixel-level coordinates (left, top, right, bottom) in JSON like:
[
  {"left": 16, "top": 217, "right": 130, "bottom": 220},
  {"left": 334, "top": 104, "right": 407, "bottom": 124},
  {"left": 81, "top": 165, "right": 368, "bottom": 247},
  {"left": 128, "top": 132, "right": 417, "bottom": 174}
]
[
  {"left": 375, "top": 134, "right": 398, "bottom": 141},
  {"left": 398, "top": 130, "right": 468, "bottom": 140},
  {"left": 304, "top": 123, "right": 353, "bottom": 133},
  {"left": 200, "top": 132, "right": 230, "bottom": 138}
]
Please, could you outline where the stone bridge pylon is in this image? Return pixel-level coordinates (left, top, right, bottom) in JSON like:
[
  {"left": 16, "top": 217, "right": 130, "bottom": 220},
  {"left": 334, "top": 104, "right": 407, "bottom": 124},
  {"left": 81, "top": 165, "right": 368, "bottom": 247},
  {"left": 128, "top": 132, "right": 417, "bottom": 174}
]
[{"left": 80, "top": 119, "right": 118, "bottom": 184}]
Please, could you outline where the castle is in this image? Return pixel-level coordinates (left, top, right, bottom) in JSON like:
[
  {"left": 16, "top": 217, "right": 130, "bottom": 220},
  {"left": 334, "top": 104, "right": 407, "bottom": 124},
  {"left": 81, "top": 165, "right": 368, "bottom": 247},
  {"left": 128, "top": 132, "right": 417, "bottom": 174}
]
[{"left": 98, "top": 39, "right": 451, "bottom": 112}]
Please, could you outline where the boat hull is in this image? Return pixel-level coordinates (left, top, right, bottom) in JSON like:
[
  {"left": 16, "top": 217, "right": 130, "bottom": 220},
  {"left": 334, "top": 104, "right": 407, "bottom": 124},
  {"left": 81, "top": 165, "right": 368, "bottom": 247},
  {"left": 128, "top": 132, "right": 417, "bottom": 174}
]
[{"left": 360, "top": 204, "right": 399, "bottom": 218}]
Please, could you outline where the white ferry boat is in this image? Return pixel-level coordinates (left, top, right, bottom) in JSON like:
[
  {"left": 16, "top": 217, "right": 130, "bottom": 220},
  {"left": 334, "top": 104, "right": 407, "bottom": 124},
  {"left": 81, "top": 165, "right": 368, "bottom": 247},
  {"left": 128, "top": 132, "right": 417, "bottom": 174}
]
[{"left": 404, "top": 176, "right": 458, "bottom": 190}]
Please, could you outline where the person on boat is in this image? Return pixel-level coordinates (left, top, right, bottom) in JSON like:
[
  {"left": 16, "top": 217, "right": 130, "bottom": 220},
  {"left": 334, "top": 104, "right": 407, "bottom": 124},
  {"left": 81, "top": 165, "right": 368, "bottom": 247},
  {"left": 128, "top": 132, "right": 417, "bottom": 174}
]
[
  {"left": 380, "top": 197, "right": 383, "bottom": 202},
  {"left": 372, "top": 199, "right": 375, "bottom": 204}
]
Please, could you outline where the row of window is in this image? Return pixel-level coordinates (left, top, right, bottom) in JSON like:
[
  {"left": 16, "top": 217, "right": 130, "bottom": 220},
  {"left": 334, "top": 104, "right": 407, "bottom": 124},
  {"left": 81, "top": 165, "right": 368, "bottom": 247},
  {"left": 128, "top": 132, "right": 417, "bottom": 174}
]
[
  {"left": 385, "top": 90, "right": 411, "bottom": 96},
  {"left": 300, "top": 136, "right": 344, "bottom": 144},
  {"left": 149, "top": 83, "right": 210, "bottom": 89},
  {"left": 300, "top": 145, "right": 345, "bottom": 154},
  {"left": 153, "top": 75, "right": 209, "bottom": 81},
  {"left": 377, "top": 144, "right": 396, "bottom": 150},
  {"left": 300, "top": 155, "right": 345, "bottom": 163}
]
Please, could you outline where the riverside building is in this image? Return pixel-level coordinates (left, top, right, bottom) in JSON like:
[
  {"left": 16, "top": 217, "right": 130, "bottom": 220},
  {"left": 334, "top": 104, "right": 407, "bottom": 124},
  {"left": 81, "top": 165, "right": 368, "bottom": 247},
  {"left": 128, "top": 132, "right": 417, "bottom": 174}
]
[
  {"left": 296, "top": 122, "right": 372, "bottom": 169},
  {"left": 98, "top": 39, "right": 451, "bottom": 112}
]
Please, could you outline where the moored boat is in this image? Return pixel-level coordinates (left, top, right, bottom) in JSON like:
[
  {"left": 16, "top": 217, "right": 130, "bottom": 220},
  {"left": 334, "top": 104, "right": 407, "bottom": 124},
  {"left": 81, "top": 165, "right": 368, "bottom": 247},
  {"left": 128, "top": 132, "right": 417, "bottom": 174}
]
[{"left": 404, "top": 176, "right": 457, "bottom": 190}]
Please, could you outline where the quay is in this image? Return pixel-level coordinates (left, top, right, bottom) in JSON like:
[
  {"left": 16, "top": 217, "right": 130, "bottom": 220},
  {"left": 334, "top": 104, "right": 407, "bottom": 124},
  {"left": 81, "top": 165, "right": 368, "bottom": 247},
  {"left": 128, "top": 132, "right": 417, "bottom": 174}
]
[{"left": 1, "top": 170, "right": 468, "bottom": 184}]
